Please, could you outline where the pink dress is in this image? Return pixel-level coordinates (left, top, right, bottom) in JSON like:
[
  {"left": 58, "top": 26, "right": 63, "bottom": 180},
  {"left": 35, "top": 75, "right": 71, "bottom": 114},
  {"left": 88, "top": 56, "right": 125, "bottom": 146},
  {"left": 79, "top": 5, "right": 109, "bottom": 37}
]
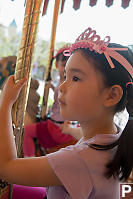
[{"left": 46, "top": 132, "right": 122, "bottom": 199}]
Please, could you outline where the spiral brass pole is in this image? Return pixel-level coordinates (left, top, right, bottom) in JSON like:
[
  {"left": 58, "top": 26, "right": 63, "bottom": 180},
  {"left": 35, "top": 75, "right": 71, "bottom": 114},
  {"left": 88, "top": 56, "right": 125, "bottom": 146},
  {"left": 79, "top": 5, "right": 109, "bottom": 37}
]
[
  {"left": 12, "top": 0, "right": 43, "bottom": 157},
  {"left": 41, "top": 0, "right": 61, "bottom": 119}
]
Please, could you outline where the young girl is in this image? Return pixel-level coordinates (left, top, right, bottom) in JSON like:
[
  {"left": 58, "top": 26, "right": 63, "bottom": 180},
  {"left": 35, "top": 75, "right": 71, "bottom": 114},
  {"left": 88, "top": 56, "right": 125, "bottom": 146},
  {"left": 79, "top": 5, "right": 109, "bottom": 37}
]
[{"left": 0, "top": 27, "right": 133, "bottom": 199}]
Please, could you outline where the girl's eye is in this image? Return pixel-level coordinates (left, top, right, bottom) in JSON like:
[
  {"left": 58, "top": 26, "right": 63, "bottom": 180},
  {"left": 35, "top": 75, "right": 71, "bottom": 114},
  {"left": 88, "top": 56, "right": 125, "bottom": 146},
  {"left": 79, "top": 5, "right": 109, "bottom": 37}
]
[{"left": 72, "top": 76, "right": 80, "bottom": 81}]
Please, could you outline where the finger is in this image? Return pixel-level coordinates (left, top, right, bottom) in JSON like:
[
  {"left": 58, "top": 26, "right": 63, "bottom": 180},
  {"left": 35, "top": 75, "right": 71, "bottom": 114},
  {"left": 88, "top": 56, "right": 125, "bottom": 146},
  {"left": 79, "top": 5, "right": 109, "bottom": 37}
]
[
  {"left": 6, "top": 75, "right": 14, "bottom": 84},
  {"left": 15, "top": 77, "right": 27, "bottom": 89}
]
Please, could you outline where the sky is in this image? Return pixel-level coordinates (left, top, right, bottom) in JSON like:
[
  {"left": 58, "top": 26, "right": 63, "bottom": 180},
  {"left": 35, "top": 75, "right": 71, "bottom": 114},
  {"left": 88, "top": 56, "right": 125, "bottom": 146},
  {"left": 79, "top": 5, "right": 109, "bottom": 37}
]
[{"left": 0, "top": 0, "right": 133, "bottom": 46}]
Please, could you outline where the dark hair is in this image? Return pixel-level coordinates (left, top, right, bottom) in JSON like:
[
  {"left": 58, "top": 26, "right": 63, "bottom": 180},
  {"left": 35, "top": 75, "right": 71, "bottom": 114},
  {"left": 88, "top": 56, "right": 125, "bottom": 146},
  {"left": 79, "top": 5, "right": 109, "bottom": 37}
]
[
  {"left": 76, "top": 44, "right": 133, "bottom": 181},
  {"left": 51, "top": 52, "right": 69, "bottom": 66},
  {"left": 56, "top": 52, "right": 68, "bottom": 63}
]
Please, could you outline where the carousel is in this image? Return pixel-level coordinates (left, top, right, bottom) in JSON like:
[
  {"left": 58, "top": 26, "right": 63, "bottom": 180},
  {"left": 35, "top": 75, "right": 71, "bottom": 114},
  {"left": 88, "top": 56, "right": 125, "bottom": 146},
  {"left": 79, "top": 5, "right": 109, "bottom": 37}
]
[{"left": 0, "top": 0, "right": 132, "bottom": 198}]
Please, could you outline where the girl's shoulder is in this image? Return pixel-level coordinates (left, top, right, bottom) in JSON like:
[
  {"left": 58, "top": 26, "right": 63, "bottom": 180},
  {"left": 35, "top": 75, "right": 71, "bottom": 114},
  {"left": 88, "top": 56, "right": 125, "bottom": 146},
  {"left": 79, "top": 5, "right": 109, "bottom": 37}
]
[{"left": 46, "top": 143, "right": 93, "bottom": 199}]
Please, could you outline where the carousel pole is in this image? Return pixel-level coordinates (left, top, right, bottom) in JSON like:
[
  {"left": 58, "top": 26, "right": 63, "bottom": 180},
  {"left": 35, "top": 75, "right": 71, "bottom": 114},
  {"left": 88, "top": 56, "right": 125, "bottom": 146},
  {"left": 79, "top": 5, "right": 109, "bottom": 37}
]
[
  {"left": 13, "top": 0, "right": 43, "bottom": 157},
  {"left": 41, "top": 0, "right": 61, "bottom": 119},
  {"left": 0, "top": 1, "right": 43, "bottom": 198}
]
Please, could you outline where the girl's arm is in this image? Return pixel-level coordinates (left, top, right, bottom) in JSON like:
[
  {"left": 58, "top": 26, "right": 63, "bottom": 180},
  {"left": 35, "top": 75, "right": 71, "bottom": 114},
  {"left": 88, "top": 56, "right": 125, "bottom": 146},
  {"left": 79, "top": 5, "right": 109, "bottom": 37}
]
[{"left": 0, "top": 76, "right": 62, "bottom": 187}]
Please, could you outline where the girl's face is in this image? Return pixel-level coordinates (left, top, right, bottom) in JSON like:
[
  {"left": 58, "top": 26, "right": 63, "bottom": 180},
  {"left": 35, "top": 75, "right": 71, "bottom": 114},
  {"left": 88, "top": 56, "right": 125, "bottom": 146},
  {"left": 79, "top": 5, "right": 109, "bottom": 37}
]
[{"left": 58, "top": 51, "right": 107, "bottom": 123}]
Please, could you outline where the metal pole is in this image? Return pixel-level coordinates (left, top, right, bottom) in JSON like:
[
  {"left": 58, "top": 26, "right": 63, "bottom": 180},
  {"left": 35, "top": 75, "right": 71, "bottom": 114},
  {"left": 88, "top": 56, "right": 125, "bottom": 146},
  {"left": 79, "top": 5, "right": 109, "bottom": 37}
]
[{"left": 41, "top": 0, "right": 61, "bottom": 119}]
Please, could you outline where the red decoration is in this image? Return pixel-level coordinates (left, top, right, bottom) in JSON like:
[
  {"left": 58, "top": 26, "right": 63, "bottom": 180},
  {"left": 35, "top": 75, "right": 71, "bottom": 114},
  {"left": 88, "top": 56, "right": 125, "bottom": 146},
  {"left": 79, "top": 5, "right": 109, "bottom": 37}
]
[
  {"left": 73, "top": 0, "right": 82, "bottom": 10},
  {"left": 106, "top": 0, "right": 114, "bottom": 7},
  {"left": 42, "top": 0, "right": 50, "bottom": 16},
  {"left": 60, "top": 0, "right": 66, "bottom": 13},
  {"left": 89, "top": 0, "right": 97, "bottom": 7},
  {"left": 11, "top": 0, "right": 132, "bottom": 10},
  {"left": 122, "top": 0, "right": 130, "bottom": 8},
  {"left": 39, "top": 0, "right": 132, "bottom": 16}
]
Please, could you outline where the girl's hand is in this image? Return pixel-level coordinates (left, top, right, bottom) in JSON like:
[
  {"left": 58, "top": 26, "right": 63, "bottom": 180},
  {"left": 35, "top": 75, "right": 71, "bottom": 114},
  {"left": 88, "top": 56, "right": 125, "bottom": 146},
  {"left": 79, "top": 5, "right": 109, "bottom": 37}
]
[{"left": 0, "top": 75, "right": 27, "bottom": 108}]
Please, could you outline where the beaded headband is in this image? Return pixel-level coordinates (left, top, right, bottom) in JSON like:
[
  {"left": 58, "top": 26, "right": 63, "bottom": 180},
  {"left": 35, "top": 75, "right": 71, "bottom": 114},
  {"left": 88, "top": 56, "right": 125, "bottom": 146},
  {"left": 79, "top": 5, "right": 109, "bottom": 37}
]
[{"left": 64, "top": 27, "right": 133, "bottom": 79}]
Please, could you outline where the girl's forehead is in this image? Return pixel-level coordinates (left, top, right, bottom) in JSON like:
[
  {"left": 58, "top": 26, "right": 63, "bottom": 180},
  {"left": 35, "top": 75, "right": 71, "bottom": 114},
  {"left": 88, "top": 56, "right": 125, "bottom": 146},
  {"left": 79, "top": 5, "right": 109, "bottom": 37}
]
[
  {"left": 65, "top": 51, "right": 94, "bottom": 72},
  {"left": 65, "top": 51, "right": 105, "bottom": 87}
]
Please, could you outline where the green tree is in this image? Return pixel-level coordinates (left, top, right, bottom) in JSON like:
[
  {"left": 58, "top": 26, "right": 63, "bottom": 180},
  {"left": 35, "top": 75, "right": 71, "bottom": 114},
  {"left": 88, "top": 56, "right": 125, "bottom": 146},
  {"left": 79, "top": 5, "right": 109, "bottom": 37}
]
[
  {"left": 0, "top": 24, "right": 68, "bottom": 70},
  {"left": 0, "top": 24, "right": 19, "bottom": 56}
]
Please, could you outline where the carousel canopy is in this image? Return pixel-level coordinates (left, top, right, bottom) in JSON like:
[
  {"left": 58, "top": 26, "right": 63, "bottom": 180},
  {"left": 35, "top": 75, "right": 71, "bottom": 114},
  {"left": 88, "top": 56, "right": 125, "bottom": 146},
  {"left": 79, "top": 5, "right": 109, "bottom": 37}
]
[
  {"left": 42, "top": 0, "right": 131, "bottom": 15},
  {"left": 10, "top": 0, "right": 131, "bottom": 15}
]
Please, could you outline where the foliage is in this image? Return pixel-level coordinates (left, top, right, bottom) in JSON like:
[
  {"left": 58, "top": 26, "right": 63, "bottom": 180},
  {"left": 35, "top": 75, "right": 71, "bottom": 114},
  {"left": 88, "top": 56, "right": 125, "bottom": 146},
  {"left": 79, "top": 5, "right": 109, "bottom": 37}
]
[
  {"left": 0, "top": 26, "right": 20, "bottom": 57},
  {"left": 0, "top": 24, "right": 68, "bottom": 69},
  {"left": 34, "top": 38, "right": 68, "bottom": 68}
]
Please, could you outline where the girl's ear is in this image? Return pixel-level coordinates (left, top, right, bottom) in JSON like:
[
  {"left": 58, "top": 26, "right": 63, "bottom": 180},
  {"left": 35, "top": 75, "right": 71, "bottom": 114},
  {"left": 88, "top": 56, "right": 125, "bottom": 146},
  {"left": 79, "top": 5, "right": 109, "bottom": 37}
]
[{"left": 104, "top": 85, "right": 123, "bottom": 107}]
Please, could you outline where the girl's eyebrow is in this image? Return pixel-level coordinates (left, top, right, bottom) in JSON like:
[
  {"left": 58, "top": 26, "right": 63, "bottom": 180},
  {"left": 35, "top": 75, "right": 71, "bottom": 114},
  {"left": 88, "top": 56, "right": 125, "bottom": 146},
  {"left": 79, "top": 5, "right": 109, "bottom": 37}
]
[{"left": 64, "top": 68, "right": 86, "bottom": 76}]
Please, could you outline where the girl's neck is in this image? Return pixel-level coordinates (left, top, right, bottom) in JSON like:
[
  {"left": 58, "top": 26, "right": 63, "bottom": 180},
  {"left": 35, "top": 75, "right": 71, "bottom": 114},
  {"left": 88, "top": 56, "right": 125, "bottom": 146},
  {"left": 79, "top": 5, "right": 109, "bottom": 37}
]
[{"left": 80, "top": 116, "right": 117, "bottom": 141}]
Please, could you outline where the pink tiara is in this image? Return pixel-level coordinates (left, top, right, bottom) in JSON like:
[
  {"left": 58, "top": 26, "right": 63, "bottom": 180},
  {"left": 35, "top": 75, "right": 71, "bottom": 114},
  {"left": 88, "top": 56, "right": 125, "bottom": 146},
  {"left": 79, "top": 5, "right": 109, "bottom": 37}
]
[
  {"left": 53, "top": 45, "right": 70, "bottom": 59},
  {"left": 64, "top": 27, "right": 133, "bottom": 79}
]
